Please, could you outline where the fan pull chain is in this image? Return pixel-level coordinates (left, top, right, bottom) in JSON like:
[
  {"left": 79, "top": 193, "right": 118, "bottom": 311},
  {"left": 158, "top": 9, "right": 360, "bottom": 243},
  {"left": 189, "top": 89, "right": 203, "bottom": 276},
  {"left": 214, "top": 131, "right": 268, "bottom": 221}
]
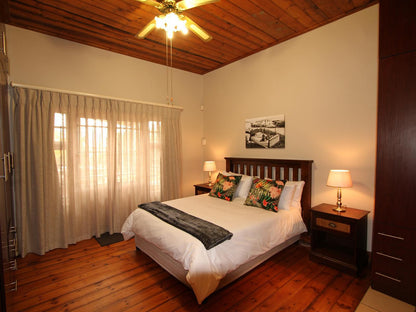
[
  {"left": 165, "top": 35, "right": 174, "bottom": 106},
  {"left": 165, "top": 34, "right": 169, "bottom": 104},
  {"left": 170, "top": 38, "right": 173, "bottom": 105}
]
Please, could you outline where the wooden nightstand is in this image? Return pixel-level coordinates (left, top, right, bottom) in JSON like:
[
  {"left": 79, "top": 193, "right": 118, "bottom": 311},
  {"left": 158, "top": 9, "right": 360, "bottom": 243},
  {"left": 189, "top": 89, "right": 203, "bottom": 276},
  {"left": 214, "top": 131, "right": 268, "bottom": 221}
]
[
  {"left": 310, "top": 203, "right": 369, "bottom": 275},
  {"left": 193, "top": 183, "right": 213, "bottom": 195}
]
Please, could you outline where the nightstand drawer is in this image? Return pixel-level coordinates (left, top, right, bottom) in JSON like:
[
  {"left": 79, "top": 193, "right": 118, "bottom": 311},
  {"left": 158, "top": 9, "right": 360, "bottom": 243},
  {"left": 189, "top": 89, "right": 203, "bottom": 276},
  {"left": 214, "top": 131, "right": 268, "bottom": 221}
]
[{"left": 315, "top": 217, "right": 351, "bottom": 234}]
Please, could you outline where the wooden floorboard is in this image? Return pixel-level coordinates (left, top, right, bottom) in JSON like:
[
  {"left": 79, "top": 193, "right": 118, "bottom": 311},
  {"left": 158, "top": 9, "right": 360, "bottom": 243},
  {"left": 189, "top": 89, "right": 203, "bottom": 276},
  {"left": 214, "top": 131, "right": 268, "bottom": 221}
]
[{"left": 9, "top": 238, "right": 370, "bottom": 312}]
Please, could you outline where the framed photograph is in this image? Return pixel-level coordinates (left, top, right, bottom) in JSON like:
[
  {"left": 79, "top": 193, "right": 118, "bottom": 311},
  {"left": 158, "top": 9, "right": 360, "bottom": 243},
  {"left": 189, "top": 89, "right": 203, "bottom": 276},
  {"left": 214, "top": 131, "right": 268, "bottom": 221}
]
[{"left": 245, "top": 114, "right": 285, "bottom": 148}]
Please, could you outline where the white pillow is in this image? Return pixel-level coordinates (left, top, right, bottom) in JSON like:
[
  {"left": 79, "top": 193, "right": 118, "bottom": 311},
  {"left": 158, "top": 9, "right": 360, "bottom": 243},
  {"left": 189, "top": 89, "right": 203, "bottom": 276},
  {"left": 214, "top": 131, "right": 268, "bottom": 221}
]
[
  {"left": 234, "top": 175, "right": 253, "bottom": 198},
  {"left": 221, "top": 171, "right": 253, "bottom": 199},
  {"left": 277, "top": 184, "right": 296, "bottom": 210},
  {"left": 285, "top": 181, "right": 305, "bottom": 210}
]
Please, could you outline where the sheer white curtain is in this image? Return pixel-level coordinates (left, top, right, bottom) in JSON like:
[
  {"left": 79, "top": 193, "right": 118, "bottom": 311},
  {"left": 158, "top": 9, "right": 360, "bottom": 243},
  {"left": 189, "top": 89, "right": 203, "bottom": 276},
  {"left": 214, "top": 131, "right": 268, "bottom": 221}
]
[{"left": 10, "top": 87, "right": 182, "bottom": 256}]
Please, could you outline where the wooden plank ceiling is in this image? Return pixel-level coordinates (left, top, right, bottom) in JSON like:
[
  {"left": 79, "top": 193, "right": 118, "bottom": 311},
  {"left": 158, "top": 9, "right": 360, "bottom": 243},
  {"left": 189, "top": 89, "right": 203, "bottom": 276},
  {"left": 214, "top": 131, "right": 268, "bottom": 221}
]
[{"left": 2, "top": 0, "right": 378, "bottom": 74}]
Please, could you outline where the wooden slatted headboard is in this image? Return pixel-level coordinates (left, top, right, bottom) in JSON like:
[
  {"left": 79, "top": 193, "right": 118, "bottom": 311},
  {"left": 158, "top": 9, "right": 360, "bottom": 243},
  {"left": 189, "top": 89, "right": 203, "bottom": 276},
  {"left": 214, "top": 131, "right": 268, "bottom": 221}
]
[{"left": 225, "top": 157, "right": 313, "bottom": 229}]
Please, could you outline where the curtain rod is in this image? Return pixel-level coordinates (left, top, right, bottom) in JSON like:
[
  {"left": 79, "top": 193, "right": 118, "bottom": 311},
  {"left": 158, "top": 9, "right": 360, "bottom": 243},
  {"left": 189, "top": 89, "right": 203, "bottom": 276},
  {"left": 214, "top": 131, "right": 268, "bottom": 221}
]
[{"left": 10, "top": 82, "right": 184, "bottom": 111}]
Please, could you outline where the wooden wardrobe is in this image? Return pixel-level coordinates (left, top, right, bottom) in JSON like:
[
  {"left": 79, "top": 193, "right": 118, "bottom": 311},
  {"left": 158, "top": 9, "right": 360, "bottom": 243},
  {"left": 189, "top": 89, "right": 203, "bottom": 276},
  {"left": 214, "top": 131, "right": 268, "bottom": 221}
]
[
  {"left": 372, "top": 0, "right": 416, "bottom": 305},
  {"left": 0, "top": 23, "right": 17, "bottom": 311}
]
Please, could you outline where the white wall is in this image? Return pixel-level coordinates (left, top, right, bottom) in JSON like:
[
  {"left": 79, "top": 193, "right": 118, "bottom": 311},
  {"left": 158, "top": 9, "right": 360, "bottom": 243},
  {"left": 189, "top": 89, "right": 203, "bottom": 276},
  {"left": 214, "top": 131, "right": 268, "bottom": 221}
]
[
  {"left": 5, "top": 25, "right": 204, "bottom": 196},
  {"left": 203, "top": 6, "right": 379, "bottom": 249}
]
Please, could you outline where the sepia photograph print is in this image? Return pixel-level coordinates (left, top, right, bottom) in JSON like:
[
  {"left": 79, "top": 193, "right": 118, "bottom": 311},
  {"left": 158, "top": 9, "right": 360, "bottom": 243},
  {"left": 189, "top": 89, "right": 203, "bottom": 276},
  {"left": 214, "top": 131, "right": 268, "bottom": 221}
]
[{"left": 245, "top": 114, "right": 285, "bottom": 149}]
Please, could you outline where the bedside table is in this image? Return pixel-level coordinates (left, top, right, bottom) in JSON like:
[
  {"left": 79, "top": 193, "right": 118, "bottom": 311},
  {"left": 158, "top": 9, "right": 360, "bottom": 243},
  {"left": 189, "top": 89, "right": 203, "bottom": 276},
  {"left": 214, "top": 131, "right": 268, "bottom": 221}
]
[
  {"left": 310, "top": 203, "right": 369, "bottom": 275},
  {"left": 193, "top": 183, "right": 213, "bottom": 195}
]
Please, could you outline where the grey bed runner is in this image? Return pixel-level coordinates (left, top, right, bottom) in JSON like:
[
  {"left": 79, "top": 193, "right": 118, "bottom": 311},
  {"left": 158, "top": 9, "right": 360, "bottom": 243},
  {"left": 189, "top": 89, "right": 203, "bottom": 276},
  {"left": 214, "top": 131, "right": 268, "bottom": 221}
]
[{"left": 138, "top": 201, "right": 233, "bottom": 250}]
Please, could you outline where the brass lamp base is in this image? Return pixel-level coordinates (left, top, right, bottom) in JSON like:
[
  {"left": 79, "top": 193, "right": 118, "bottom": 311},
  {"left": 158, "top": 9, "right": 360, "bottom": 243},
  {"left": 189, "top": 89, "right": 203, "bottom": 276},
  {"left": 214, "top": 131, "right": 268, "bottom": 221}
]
[
  {"left": 333, "top": 187, "right": 346, "bottom": 212},
  {"left": 333, "top": 206, "right": 346, "bottom": 212}
]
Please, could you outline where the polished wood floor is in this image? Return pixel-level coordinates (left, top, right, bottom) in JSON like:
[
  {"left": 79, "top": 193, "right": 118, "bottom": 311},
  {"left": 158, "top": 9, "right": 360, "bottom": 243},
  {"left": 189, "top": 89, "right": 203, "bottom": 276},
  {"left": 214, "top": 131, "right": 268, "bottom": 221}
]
[{"left": 10, "top": 238, "right": 370, "bottom": 312}]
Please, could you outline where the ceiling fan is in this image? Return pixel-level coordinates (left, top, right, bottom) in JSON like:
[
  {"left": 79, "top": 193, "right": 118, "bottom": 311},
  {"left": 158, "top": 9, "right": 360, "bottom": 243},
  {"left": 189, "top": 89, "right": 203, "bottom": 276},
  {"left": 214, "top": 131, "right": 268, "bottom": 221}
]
[{"left": 135, "top": 0, "right": 219, "bottom": 42}]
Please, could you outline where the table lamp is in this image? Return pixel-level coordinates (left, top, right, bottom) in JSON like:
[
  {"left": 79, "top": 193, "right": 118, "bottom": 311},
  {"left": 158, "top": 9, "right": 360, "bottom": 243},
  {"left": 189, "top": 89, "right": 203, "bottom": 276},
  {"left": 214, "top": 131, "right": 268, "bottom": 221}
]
[
  {"left": 203, "top": 161, "right": 216, "bottom": 186},
  {"left": 326, "top": 169, "right": 352, "bottom": 212}
]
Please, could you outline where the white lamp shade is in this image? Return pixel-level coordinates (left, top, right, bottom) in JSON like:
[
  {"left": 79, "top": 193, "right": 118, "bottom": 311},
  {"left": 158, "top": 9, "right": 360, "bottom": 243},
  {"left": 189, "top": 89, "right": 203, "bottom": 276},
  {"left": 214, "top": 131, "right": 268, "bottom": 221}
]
[
  {"left": 327, "top": 170, "right": 352, "bottom": 188},
  {"left": 203, "top": 161, "right": 216, "bottom": 172}
]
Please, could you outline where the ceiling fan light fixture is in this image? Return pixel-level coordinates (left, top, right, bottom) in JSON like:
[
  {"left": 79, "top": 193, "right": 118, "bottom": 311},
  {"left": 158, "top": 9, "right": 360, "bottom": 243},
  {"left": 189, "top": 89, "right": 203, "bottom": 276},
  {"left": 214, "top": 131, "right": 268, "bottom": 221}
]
[
  {"left": 136, "top": 0, "right": 218, "bottom": 41},
  {"left": 155, "top": 12, "right": 188, "bottom": 39}
]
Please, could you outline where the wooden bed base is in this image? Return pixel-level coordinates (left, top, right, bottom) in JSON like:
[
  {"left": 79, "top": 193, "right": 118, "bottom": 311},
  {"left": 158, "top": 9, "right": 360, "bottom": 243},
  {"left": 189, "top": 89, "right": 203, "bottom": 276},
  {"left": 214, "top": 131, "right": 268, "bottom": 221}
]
[{"left": 135, "top": 157, "right": 313, "bottom": 301}]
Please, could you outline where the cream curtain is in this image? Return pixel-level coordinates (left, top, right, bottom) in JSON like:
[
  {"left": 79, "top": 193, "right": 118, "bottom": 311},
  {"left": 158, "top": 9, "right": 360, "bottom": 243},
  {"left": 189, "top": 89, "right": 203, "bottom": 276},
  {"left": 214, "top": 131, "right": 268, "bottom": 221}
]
[{"left": 10, "top": 87, "right": 182, "bottom": 257}]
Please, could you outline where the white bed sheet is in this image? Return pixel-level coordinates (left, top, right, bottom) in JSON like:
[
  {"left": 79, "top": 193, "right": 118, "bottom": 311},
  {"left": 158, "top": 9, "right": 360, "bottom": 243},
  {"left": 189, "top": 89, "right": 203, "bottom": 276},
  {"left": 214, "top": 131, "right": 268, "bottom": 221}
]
[{"left": 121, "top": 194, "right": 307, "bottom": 303}]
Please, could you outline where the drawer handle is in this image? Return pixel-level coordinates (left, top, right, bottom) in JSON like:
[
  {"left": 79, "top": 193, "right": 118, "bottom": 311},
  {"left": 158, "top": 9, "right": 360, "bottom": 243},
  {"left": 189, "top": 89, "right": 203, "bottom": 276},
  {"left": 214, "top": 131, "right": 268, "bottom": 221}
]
[
  {"left": 377, "top": 232, "right": 404, "bottom": 240},
  {"left": 8, "top": 259, "right": 17, "bottom": 271},
  {"left": 375, "top": 272, "right": 401, "bottom": 283},
  {"left": 328, "top": 222, "right": 336, "bottom": 228},
  {"left": 6, "top": 281, "right": 17, "bottom": 292},
  {"left": 376, "top": 252, "right": 403, "bottom": 262}
]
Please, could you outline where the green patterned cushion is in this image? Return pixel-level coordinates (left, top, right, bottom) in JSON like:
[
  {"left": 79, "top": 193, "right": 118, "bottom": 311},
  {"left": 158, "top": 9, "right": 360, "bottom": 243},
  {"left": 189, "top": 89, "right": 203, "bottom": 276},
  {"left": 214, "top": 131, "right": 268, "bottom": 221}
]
[
  {"left": 209, "top": 173, "right": 242, "bottom": 201},
  {"left": 244, "top": 178, "right": 286, "bottom": 212}
]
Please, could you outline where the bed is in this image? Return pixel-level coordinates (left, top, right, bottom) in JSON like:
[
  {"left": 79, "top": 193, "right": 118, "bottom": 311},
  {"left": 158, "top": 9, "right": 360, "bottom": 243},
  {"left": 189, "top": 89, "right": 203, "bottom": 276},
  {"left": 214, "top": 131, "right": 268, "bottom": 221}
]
[{"left": 122, "top": 157, "right": 313, "bottom": 303}]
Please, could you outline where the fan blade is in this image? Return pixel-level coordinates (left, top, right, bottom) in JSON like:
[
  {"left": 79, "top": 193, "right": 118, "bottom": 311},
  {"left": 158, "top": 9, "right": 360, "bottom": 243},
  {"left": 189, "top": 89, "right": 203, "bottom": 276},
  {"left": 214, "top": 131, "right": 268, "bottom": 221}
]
[
  {"left": 135, "top": 19, "right": 156, "bottom": 39},
  {"left": 176, "top": 0, "right": 219, "bottom": 11},
  {"left": 135, "top": 0, "right": 163, "bottom": 9},
  {"left": 183, "top": 16, "right": 212, "bottom": 42}
]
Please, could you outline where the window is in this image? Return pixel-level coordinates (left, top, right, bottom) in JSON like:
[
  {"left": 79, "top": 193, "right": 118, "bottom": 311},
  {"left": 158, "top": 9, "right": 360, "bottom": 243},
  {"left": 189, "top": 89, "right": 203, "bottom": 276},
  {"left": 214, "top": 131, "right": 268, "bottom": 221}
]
[
  {"left": 79, "top": 117, "right": 109, "bottom": 187},
  {"left": 53, "top": 113, "right": 162, "bottom": 200},
  {"left": 116, "top": 121, "right": 138, "bottom": 184},
  {"left": 53, "top": 113, "right": 68, "bottom": 204},
  {"left": 11, "top": 86, "right": 182, "bottom": 255},
  {"left": 147, "top": 121, "right": 161, "bottom": 194}
]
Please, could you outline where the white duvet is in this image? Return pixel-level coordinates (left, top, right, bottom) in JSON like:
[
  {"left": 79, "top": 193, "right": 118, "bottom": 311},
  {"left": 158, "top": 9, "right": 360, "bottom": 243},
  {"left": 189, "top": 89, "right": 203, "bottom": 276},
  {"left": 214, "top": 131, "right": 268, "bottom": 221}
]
[{"left": 121, "top": 194, "right": 307, "bottom": 303}]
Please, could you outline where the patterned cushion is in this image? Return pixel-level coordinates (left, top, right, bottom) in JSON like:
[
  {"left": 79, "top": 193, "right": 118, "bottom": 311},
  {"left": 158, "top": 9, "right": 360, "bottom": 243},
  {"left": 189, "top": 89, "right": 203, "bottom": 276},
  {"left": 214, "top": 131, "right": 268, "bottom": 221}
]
[
  {"left": 209, "top": 173, "right": 242, "bottom": 201},
  {"left": 244, "top": 178, "right": 285, "bottom": 212}
]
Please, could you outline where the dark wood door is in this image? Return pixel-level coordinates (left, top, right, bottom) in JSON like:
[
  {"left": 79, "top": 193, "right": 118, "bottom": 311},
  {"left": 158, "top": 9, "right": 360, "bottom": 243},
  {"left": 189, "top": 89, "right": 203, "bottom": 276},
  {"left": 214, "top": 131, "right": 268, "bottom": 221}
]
[
  {"left": 373, "top": 0, "right": 416, "bottom": 305},
  {"left": 375, "top": 51, "right": 416, "bottom": 230},
  {"left": 373, "top": 50, "right": 416, "bottom": 306},
  {"left": 0, "top": 23, "right": 16, "bottom": 312}
]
